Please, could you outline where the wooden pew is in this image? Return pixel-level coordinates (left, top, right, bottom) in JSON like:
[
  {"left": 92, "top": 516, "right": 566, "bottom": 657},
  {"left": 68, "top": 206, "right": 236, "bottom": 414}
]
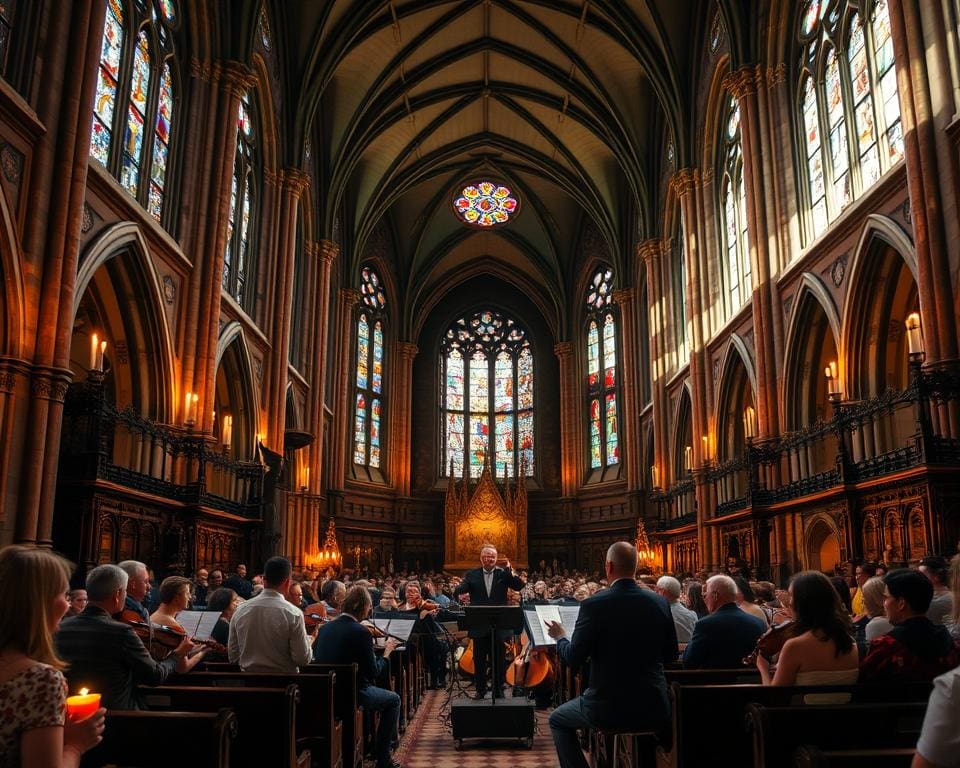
[
  {"left": 746, "top": 702, "right": 926, "bottom": 768},
  {"left": 81, "top": 709, "right": 236, "bottom": 768},
  {"left": 181, "top": 671, "right": 342, "bottom": 768},
  {"left": 665, "top": 668, "right": 760, "bottom": 685},
  {"left": 140, "top": 684, "right": 309, "bottom": 768},
  {"left": 792, "top": 745, "right": 917, "bottom": 767},
  {"left": 302, "top": 664, "right": 364, "bottom": 768},
  {"left": 668, "top": 682, "right": 932, "bottom": 768}
]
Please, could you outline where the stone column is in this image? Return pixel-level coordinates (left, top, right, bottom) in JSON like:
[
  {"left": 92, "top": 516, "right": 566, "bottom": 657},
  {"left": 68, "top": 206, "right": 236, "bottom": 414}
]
[
  {"left": 887, "top": 1, "right": 958, "bottom": 367},
  {"left": 723, "top": 66, "right": 781, "bottom": 439},
  {"left": 389, "top": 342, "right": 418, "bottom": 497},
  {"left": 612, "top": 287, "right": 640, "bottom": 497},
  {"left": 16, "top": 1, "right": 104, "bottom": 544},
  {"left": 329, "top": 288, "right": 361, "bottom": 492},
  {"left": 305, "top": 240, "right": 338, "bottom": 495},
  {"left": 553, "top": 342, "right": 578, "bottom": 498},
  {"left": 637, "top": 241, "right": 669, "bottom": 488}
]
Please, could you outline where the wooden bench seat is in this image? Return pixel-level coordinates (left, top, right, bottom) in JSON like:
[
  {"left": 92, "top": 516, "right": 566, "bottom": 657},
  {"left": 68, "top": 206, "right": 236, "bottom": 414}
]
[
  {"left": 140, "top": 684, "right": 309, "bottom": 768},
  {"left": 792, "top": 745, "right": 917, "bottom": 768},
  {"left": 81, "top": 709, "right": 236, "bottom": 768},
  {"left": 181, "top": 671, "right": 342, "bottom": 768},
  {"left": 746, "top": 702, "right": 926, "bottom": 768}
]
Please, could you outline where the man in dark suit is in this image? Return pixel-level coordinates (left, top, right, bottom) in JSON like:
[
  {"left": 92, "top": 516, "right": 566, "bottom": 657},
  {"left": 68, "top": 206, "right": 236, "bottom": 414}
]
[
  {"left": 453, "top": 543, "right": 525, "bottom": 698},
  {"left": 314, "top": 585, "right": 402, "bottom": 768},
  {"left": 682, "top": 574, "right": 766, "bottom": 668},
  {"left": 56, "top": 563, "right": 206, "bottom": 710},
  {"left": 546, "top": 542, "right": 678, "bottom": 768}
]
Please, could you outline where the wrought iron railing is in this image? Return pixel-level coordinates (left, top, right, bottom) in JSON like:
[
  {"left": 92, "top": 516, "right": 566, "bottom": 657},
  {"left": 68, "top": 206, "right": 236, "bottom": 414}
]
[{"left": 60, "top": 377, "right": 263, "bottom": 518}]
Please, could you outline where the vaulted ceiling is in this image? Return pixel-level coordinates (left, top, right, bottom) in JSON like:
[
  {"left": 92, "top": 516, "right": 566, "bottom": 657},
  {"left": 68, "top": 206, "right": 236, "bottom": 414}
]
[{"left": 275, "top": 0, "right": 704, "bottom": 335}]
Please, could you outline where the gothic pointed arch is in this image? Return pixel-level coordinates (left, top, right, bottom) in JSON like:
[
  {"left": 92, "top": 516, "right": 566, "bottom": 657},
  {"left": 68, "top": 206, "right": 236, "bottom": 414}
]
[
  {"left": 214, "top": 322, "right": 259, "bottom": 461},
  {"left": 0, "top": 170, "right": 23, "bottom": 357},
  {"left": 73, "top": 223, "right": 175, "bottom": 422},
  {"left": 804, "top": 512, "right": 842, "bottom": 573},
  {"left": 714, "top": 335, "right": 757, "bottom": 463},
  {"left": 672, "top": 383, "right": 694, "bottom": 486}
]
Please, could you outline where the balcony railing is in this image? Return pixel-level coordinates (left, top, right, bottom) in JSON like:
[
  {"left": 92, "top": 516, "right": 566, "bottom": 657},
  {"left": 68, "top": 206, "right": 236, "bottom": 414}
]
[{"left": 59, "top": 376, "right": 263, "bottom": 518}]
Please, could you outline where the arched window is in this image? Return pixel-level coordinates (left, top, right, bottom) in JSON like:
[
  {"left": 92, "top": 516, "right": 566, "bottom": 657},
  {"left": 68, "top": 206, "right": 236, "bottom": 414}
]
[
  {"left": 354, "top": 266, "right": 386, "bottom": 472},
  {"left": 720, "top": 97, "right": 750, "bottom": 315},
  {"left": 585, "top": 268, "right": 619, "bottom": 472},
  {"left": 0, "top": 1, "right": 17, "bottom": 77},
  {"left": 797, "top": 0, "right": 902, "bottom": 242},
  {"left": 440, "top": 310, "right": 534, "bottom": 479},
  {"left": 90, "top": 0, "right": 179, "bottom": 225},
  {"left": 222, "top": 91, "right": 258, "bottom": 307}
]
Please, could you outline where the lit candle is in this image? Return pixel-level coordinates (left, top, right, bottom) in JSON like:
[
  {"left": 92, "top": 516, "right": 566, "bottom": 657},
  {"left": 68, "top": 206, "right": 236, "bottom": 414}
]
[
  {"left": 65, "top": 688, "right": 100, "bottom": 720},
  {"left": 97, "top": 340, "right": 107, "bottom": 372},
  {"left": 684, "top": 445, "right": 692, "bottom": 471},
  {"left": 650, "top": 465, "right": 659, "bottom": 488},
  {"left": 303, "top": 466, "right": 310, "bottom": 489},
  {"left": 222, "top": 414, "right": 233, "bottom": 445},
  {"left": 90, "top": 334, "right": 98, "bottom": 370},
  {"left": 905, "top": 312, "right": 923, "bottom": 356}
]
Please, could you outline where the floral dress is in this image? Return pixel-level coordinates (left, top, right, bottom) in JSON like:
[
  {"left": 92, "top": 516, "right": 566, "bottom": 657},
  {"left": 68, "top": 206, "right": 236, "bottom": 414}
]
[{"left": 0, "top": 663, "right": 67, "bottom": 768}]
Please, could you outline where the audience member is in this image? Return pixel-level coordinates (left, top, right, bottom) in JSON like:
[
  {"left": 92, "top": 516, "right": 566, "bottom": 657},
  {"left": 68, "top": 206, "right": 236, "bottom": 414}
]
[
  {"left": 912, "top": 665, "right": 960, "bottom": 768},
  {"left": 919, "top": 556, "right": 953, "bottom": 626},
  {"left": 656, "top": 575, "right": 697, "bottom": 643},
  {"left": 684, "top": 580, "right": 708, "bottom": 618},
  {"left": 860, "top": 569, "right": 960, "bottom": 682},
  {"left": 116, "top": 560, "right": 151, "bottom": 622},
  {"left": 191, "top": 568, "right": 210, "bottom": 607},
  {"left": 66, "top": 589, "right": 88, "bottom": 617},
  {"left": 205, "top": 588, "right": 241, "bottom": 648},
  {"left": 829, "top": 575, "right": 853, "bottom": 615},
  {"left": 683, "top": 574, "right": 766, "bottom": 668},
  {"left": 223, "top": 563, "right": 253, "bottom": 600},
  {"left": 851, "top": 561, "right": 877, "bottom": 617},
  {"left": 0, "top": 546, "right": 106, "bottom": 768}
]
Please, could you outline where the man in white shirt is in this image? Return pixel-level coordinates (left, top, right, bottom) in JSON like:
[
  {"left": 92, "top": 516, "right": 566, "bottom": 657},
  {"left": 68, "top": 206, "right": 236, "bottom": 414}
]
[
  {"left": 656, "top": 575, "right": 697, "bottom": 643},
  {"left": 228, "top": 556, "right": 316, "bottom": 673}
]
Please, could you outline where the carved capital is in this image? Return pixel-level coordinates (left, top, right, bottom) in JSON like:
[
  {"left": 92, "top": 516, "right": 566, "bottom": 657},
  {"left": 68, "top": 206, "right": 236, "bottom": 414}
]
[
  {"left": 553, "top": 341, "right": 574, "bottom": 360},
  {"left": 189, "top": 57, "right": 214, "bottom": 82},
  {"left": 318, "top": 239, "right": 340, "bottom": 264},
  {"left": 701, "top": 167, "right": 715, "bottom": 184},
  {"left": 765, "top": 63, "right": 786, "bottom": 89},
  {"left": 670, "top": 168, "right": 698, "bottom": 198},
  {"left": 0, "top": 367, "right": 15, "bottom": 394},
  {"left": 30, "top": 367, "right": 73, "bottom": 403},
  {"left": 612, "top": 287, "right": 637, "bottom": 306},
  {"left": 281, "top": 168, "right": 311, "bottom": 197},
  {"left": 340, "top": 287, "right": 361, "bottom": 307},
  {"left": 396, "top": 341, "right": 419, "bottom": 361},
  {"left": 722, "top": 66, "right": 759, "bottom": 99},
  {"left": 262, "top": 168, "right": 279, "bottom": 188},
  {"left": 636, "top": 239, "right": 662, "bottom": 264},
  {"left": 220, "top": 61, "right": 258, "bottom": 97}
]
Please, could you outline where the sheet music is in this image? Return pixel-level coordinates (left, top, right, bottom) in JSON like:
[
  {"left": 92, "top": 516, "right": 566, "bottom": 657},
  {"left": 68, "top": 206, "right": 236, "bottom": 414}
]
[
  {"left": 523, "top": 604, "right": 580, "bottom": 647},
  {"left": 174, "top": 610, "right": 221, "bottom": 640},
  {"left": 371, "top": 616, "right": 417, "bottom": 642}
]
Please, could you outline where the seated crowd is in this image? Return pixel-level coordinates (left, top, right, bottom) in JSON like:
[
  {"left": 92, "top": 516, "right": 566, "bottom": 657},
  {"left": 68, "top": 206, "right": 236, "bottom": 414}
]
[{"left": 2, "top": 543, "right": 960, "bottom": 768}]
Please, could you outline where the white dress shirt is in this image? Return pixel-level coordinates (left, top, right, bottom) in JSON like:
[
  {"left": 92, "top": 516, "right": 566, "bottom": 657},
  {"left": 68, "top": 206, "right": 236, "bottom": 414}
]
[
  {"left": 228, "top": 588, "right": 313, "bottom": 673},
  {"left": 483, "top": 569, "right": 494, "bottom": 597}
]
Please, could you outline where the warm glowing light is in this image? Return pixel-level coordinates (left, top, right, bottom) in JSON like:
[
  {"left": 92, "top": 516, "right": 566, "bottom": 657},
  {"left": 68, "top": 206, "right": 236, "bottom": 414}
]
[
  {"left": 65, "top": 688, "right": 100, "bottom": 720},
  {"left": 825, "top": 361, "right": 841, "bottom": 397},
  {"left": 222, "top": 414, "right": 233, "bottom": 446},
  {"left": 650, "top": 465, "right": 660, "bottom": 488},
  {"left": 743, "top": 405, "right": 757, "bottom": 439},
  {"left": 90, "top": 334, "right": 98, "bottom": 370},
  {"left": 684, "top": 445, "right": 692, "bottom": 471},
  {"left": 184, "top": 392, "right": 199, "bottom": 425},
  {"left": 905, "top": 312, "right": 923, "bottom": 356}
]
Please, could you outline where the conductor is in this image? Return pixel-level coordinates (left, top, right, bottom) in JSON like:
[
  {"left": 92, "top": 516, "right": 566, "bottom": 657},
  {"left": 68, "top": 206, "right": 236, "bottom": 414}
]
[{"left": 454, "top": 543, "right": 525, "bottom": 698}]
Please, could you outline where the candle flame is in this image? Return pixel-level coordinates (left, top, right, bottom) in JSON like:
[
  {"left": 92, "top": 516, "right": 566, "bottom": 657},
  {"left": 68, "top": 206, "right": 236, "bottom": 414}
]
[{"left": 79, "top": 687, "right": 88, "bottom": 696}]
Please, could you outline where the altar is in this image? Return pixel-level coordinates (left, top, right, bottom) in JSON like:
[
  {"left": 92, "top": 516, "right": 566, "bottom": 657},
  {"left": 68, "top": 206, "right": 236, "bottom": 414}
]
[{"left": 443, "top": 457, "right": 528, "bottom": 572}]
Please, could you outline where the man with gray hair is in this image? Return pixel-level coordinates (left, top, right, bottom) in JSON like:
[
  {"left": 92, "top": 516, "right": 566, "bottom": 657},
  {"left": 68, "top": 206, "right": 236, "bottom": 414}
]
[
  {"left": 656, "top": 575, "right": 697, "bottom": 643},
  {"left": 117, "top": 559, "right": 150, "bottom": 622},
  {"left": 57, "top": 564, "right": 206, "bottom": 709},
  {"left": 682, "top": 574, "right": 766, "bottom": 668}
]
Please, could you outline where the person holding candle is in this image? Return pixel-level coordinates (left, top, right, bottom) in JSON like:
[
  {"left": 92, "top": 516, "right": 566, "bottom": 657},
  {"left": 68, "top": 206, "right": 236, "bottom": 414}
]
[
  {"left": 56, "top": 564, "right": 204, "bottom": 710},
  {"left": 0, "top": 545, "right": 106, "bottom": 767}
]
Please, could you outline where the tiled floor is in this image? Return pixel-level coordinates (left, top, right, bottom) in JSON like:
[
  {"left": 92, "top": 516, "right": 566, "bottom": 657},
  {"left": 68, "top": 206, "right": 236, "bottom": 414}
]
[{"left": 395, "top": 689, "right": 560, "bottom": 768}]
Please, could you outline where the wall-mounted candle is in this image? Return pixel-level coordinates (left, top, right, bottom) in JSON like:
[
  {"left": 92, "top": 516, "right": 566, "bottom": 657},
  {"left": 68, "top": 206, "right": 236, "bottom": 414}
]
[
  {"left": 65, "top": 688, "right": 100, "bottom": 720},
  {"left": 90, "top": 334, "right": 99, "bottom": 370},
  {"left": 905, "top": 312, "right": 923, "bottom": 356},
  {"left": 301, "top": 466, "right": 310, "bottom": 490},
  {"left": 97, "top": 341, "right": 107, "bottom": 372},
  {"left": 684, "top": 445, "right": 692, "bottom": 471},
  {"left": 184, "top": 392, "right": 199, "bottom": 425},
  {"left": 222, "top": 414, "right": 233, "bottom": 445}
]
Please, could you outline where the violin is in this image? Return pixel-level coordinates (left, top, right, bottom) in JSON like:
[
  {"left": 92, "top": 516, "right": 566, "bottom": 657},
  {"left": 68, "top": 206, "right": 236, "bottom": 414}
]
[
  {"left": 303, "top": 603, "right": 330, "bottom": 631},
  {"left": 120, "top": 610, "right": 227, "bottom": 656},
  {"left": 742, "top": 620, "right": 799, "bottom": 666}
]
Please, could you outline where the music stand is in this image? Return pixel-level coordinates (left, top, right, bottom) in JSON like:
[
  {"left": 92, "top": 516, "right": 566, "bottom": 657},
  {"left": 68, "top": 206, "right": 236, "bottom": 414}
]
[{"left": 462, "top": 605, "right": 523, "bottom": 706}]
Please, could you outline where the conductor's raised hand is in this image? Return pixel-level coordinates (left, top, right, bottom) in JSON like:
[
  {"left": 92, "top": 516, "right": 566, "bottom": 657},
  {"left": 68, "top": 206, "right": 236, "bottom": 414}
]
[{"left": 546, "top": 620, "right": 566, "bottom": 640}]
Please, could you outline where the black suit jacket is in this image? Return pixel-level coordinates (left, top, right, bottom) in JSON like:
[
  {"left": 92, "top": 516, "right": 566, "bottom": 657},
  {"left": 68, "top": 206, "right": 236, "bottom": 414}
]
[
  {"left": 682, "top": 602, "right": 766, "bottom": 669},
  {"left": 556, "top": 579, "right": 678, "bottom": 729},
  {"left": 312, "top": 614, "right": 388, "bottom": 689},
  {"left": 55, "top": 605, "right": 178, "bottom": 710},
  {"left": 454, "top": 566, "right": 525, "bottom": 639}
]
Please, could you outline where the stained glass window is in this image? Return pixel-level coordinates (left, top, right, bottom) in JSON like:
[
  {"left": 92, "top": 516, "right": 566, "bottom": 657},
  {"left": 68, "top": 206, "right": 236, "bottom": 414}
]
[
  {"left": 796, "top": 0, "right": 902, "bottom": 243},
  {"left": 0, "top": 1, "right": 17, "bottom": 76},
  {"left": 223, "top": 93, "right": 258, "bottom": 307},
  {"left": 584, "top": 267, "right": 619, "bottom": 471},
  {"left": 90, "top": 0, "right": 178, "bottom": 224},
  {"left": 440, "top": 310, "right": 534, "bottom": 478},
  {"left": 354, "top": 267, "right": 387, "bottom": 471},
  {"left": 453, "top": 181, "right": 519, "bottom": 227},
  {"left": 720, "top": 96, "right": 750, "bottom": 315}
]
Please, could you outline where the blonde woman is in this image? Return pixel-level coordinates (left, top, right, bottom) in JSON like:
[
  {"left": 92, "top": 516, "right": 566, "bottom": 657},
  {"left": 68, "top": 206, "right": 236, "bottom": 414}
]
[{"left": 0, "top": 546, "right": 105, "bottom": 767}]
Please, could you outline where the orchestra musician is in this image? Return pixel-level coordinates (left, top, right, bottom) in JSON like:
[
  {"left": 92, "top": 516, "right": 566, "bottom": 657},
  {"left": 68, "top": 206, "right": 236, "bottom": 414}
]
[
  {"left": 149, "top": 576, "right": 193, "bottom": 633},
  {"left": 454, "top": 543, "right": 526, "bottom": 699},
  {"left": 398, "top": 580, "right": 457, "bottom": 689}
]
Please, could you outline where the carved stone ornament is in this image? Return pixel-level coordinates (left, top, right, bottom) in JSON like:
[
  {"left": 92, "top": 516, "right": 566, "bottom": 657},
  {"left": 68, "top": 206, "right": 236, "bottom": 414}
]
[
  {"left": 0, "top": 143, "right": 23, "bottom": 183},
  {"left": 162, "top": 275, "right": 176, "bottom": 304},
  {"left": 81, "top": 203, "right": 96, "bottom": 234},
  {"left": 830, "top": 255, "right": 848, "bottom": 287}
]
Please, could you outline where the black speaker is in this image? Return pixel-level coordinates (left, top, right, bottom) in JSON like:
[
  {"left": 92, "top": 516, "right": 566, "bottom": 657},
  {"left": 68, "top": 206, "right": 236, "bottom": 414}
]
[{"left": 451, "top": 697, "right": 536, "bottom": 748}]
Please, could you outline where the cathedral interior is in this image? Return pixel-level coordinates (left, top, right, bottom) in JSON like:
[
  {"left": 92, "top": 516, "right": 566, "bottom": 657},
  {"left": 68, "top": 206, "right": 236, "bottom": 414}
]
[{"left": 1, "top": 0, "right": 959, "bottom": 583}]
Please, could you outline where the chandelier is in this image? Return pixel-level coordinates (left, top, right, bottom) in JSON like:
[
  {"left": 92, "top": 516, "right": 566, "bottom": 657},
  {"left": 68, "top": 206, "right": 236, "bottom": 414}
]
[
  {"left": 636, "top": 519, "right": 657, "bottom": 564},
  {"left": 309, "top": 515, "right": 341, "bottom": 570}
]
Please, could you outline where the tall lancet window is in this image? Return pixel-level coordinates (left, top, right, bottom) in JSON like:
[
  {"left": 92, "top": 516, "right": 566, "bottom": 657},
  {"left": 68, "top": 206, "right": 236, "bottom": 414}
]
[
  {"left": 796, "top": 0, "right": 903, "bottom": 244},
  {"left": 585, "top": 267, "right": 620, "bottom": 472},
  {"left": 440, "top": 310, "right": 534, "bottom": 479},
  {"left": 354, "top": 267, "right": 386, "bottom": 472},
  {"left": 720, "top": 96, "right": 750, "bottom": 315},
  {"left": 222, "top": 92, "right": 259, "bottom": 308},
  {"left": 90, "top": 0, "right": 179, "bottom": 226}
]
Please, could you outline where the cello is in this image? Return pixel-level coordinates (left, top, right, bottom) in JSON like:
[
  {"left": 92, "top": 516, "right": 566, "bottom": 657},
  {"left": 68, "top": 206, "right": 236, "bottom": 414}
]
[{"left": 505, "top": 633, "right": 554, "bottom": 688}]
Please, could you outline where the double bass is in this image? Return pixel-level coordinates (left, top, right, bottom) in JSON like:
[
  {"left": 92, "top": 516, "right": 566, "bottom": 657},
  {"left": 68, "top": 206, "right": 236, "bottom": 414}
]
[{"left": 506, "top": 633, "right": 554, "bottom": 688}]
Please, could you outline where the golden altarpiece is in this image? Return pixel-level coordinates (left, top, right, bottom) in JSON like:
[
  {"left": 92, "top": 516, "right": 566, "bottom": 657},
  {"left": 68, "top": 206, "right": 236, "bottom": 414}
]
[{"left": 443, "top": 457, "right": 529, "bottom": 572}]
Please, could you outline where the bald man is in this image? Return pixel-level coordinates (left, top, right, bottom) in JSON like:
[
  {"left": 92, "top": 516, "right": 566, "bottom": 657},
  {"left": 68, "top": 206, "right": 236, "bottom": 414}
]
[{"left": 547, "top": 542, "right": 678, "bottom": 768}]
